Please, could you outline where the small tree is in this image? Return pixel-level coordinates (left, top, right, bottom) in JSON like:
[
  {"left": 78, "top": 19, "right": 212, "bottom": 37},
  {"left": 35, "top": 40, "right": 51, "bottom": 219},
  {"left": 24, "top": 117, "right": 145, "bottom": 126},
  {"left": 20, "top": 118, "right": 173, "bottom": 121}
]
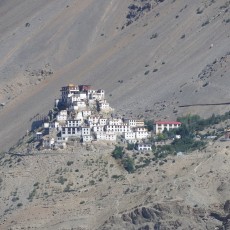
[
  {"left": 127, "top": 143, "right": 135, "bottom": 150},
  {"left": 122, "top": 157, "right": 135, "bottom": 173},
  {"left": 156, "top": 133, "right": 166, "bottom": 141},
  {"left": 144, "top": 120, "right": 154, "bottom": 131},
  {"left": 112, "top": 146, "right": 124, "bottom": 159}
]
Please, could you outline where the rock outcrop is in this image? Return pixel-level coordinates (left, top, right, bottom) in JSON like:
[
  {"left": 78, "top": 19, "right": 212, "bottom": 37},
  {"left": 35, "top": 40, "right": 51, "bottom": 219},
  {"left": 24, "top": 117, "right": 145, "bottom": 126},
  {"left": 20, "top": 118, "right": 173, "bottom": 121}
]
[{"left": 100, "top": 201, "right": 223, "bottom": 230}]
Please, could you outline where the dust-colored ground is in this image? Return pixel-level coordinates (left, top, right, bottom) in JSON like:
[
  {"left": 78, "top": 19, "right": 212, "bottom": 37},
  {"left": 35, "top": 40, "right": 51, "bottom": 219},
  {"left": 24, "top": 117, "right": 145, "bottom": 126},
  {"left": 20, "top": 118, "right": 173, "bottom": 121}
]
[
  {"left": 0, "top": 0, "right": 230, "bottom": 151},
  {"left": 0, "top": 1, "right": 230, "bottom": 228},
  {"left": 0, "top": 139, "right": 229, "bottom": 229}
]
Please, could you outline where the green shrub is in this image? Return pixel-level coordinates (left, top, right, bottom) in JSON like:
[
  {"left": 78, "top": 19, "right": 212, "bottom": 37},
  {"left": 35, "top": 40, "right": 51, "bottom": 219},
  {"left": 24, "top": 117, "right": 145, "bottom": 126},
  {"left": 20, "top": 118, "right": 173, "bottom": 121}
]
[
  {"left": 144, "top": 70, "right": 150, "bottom": 75},
  {"left": 202, "top": 20, "right": 210, "bottom": 27},
  {"left": 111, "top": 175, "right": 125, "bottom": 180},
  {"left": 67, "top": 161, "right": 74, "bottom": 166},
  {"left": 17, "top": 203, "right": 23, "bottom": 207},
  {"left": 28, "top": 188, "right": 36, "bottom": 201},
  {"left": 33, "top": 182, "right": 39, "bottom": 187},
  {"left": 122, "top": 157, "right": 135, "bottom": 173},
  {"left": 150, "top": 33, "right": 158, "bottom": 39},
  {"left": 64, "top": 184, "right": 71, "bottom": 192},
  {"left": 144, "top": 120, "right": 154, "bottom": 131},
  {"left": 112, "top": 146, "right": 124, "bottom": 159},
  {"left": 196, "top": 8, "right": 203, "bottom": 14},
  {"left": 57, "top": 176, "right": 67, "bottom": 185},
  {"left": 127, "top": 143, "right": 135, "bottom": 150},
  {"left": 12, "top": 197, "right": 19, "bottom": 202},
  {"left": 89, "top": 180, "right": 95, "bottom": 185}
]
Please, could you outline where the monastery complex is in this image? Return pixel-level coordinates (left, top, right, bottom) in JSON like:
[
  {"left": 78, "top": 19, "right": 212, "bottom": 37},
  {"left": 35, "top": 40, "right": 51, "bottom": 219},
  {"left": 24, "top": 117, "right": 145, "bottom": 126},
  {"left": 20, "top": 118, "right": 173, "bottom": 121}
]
[{"left": 37, "top": 84, "right": 181, "bottom": 151}]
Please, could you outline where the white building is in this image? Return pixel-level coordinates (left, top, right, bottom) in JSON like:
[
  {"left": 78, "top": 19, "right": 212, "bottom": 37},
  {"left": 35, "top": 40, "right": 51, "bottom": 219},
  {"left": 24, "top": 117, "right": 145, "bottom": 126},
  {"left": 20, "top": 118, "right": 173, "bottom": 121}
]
[
  {"left": 124, "top": 119, "right": 145, "bottom": 127},
  {"left": 75, "top": 100, "right": 86, "bottom": 109},
  {"left": 99, "top": 118, "right": 107, "bottom": 126},
  {"left": 98, "top": 100, "right": 111, "bottom": 112},
  {"left": 90, "top": 89, "right": 105, "bottom": 100},
  {"left": 137, "top": 143, "right": 152, "bottom": 151},
  {"left": 132, "top": 127, "right": 150, "bottom": 139},
  {"left": 75, "top": 111, "right": 83, "bottom": 121},
  {"left": 124, "top": 132, "right": 136, "bottom": 140},
  {"left": 154, "top": 121, "right": 182, "bottom": 134},
  {"left": 57, "top": 110, "right": 68, "bottom": 122},
  {"left": 106, "top": 124, "right": 131, "bottom": 134},
  {"left": 96, "top": 132, "right": 116, "bottom": 141},
  {"left": 66, "top": 120, "right": 82, "bottom": 127},
  {"left": 88, "top": 116, "right": 100, "bottom": 126},
  {"left": 93, "top": 125, "right": 105, "bottom": 133},
  {"left": 136, "top": 120, "right": 145, "bottom": 127},
  {"left": 124, "top": 119, "right": 137, "bottom": 127},
  {"left": 44, "top": 122, "right": 49, "bottom": 129},
  {"left": 82, "top": 127, "right": 91, "bottom": 136},
  {"left": 135, "top": 131, "right": 150, "bottom": 139},
  {"left": 82, "top": 110, "right": 91, "bottom": 118},
  {"left": 133, "top": 127, "right": 148, "bottom": 132},
  {"left": 35, "top": 132, "right": 43, "bottom": 141},
  {"left": 109, "top": 118, "right": 123, "bottom": 126},
  {"left": 82, "top": 135, "right": 93, "bottom": 142},
  {"left": 61, "top": 127, "right": 82, "bottom": 138},
  {"left": 61, "top": 84, "right": 79, "bottom": 104}
]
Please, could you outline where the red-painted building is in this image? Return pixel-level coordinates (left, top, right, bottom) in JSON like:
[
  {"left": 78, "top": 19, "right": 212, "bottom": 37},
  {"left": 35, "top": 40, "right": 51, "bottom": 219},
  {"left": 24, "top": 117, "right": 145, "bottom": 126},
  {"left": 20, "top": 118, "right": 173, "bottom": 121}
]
[{"left": 154, "top": 121, "right": 182, "bottom": 134}]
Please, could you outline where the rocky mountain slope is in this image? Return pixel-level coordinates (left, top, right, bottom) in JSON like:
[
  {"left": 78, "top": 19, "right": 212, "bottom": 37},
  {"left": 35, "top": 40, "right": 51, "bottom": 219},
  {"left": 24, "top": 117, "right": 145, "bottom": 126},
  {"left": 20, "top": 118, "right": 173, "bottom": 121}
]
[
  {"left": 0, "top": 1, "right": 230, "bottom": 229},
  {"left": 0, "top": 0, "right": 230, "bottom": 151},
  {"left": 0, "top": 140, "right": 230, "bottom": 229}
]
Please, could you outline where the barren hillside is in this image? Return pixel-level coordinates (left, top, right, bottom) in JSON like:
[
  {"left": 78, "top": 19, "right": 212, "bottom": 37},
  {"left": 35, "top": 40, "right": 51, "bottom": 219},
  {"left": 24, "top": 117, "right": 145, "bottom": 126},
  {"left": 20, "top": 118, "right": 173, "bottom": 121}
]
[
  {"left": 0, "top": 140, "right": 230, "bottom": 229},
  {"left": 0, "top": 0, "right": 230, "bottom": 151},
  {"left": 0, "top": 1, "right": 230, "bottom": 228}
]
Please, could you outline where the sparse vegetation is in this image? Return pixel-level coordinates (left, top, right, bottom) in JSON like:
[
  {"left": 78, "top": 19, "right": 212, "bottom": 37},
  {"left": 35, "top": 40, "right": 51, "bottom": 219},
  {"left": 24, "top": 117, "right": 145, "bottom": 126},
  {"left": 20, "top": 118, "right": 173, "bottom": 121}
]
[
  {"left": 33, "top": 182, "right": 39, "bottom": 187},
  {"left": 111, "top": 175, "right": 123, "bottom": 179},
  {"left": 153, "top": 112, "right": 230, "bottom": 158},
  {"left": 64, "top": 184, "right": 72, "bottom": 192},
  {"left": 12, "top": 197, "right": 19, "bottom": 202},
  {"left": 17, "top": 203, "right": 23, "bottom": 207},
  {"left": 177, "top": 112, "right": 230, "bottom": 132},
  {"left": 67, "top": 161, "right": 74, "bottom": 166},
  {"left": 28, "top": 188, "right": 36, "bottom": 202},
  {"left": 144, "top": 119, "right": 154, "bottom": 131},
  {"left": 112, "top": 146, "right": 124, "bottom": 159},
  {"left": 0, "top": 177, "right": 2, "bottom": 188},
  {"left": 144, "top": 70, "right": 150, "bottom": 75},
  {"left": 122, "top": 157, "right": 135, "bottom": 173},
  {"left": 202, "top": 20, "right": 210, "bottom": 27},
  {"left": 127, "top": 143, "right": 135, "bottom": 150},
  {"left": 150, "top": 33, "right": 158, "bottom": 39},
  {"left": 89, "top": 180, "right": 95, "bottom": 185},
  {"left": 57, "top": 176, "right": 67, "bottom": 185},
  {"left": 196, "top": 8, "right": 203, "bottom": 14}
]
